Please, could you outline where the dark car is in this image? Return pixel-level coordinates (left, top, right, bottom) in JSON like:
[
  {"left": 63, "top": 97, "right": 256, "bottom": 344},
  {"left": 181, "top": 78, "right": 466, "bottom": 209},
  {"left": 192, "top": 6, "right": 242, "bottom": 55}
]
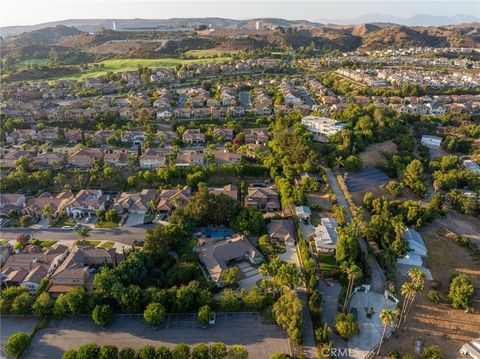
[
  {"left": 350, "top": 307, "right": 358, "bottom": 320},
  {"left": 133, "top": 240, "right": 144, "bottom": 247}
]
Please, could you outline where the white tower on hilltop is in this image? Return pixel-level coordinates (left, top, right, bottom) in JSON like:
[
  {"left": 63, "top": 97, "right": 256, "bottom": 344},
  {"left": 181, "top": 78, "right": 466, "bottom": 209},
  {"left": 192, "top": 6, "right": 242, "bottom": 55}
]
[
  {"left": 112, "top": 21, "right": 116, "bottom": 31},
  {"left": 255, "top": 21, "right": 260, "bottom": 31}
]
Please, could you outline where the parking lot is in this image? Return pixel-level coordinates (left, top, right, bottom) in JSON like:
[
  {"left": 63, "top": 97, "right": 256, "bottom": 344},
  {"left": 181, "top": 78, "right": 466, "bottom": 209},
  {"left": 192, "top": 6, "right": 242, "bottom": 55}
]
[
  {"left": 27, "top": 313, "right": 290, "bottom": 359},
  {"left": 1, "top": 316, "right": 39, "bottom": 358}
]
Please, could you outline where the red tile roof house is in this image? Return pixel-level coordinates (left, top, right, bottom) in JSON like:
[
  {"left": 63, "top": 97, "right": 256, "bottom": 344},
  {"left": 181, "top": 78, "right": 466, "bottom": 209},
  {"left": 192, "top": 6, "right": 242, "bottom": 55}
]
[
  {"left": 244, "top": 186, "right": 280, "bottom": 212},
  {"left": 65, "top": 190, "right": 110, "bottom": 218},
  {"left": 113, "top": 189, "right": 158, "bottom": 216},
  {"left": 67, "top": 148, "right": 104, "bottom": 168},
  {"left": 49, "top": 245, "right": 121, "bottom": 295},
  {"left": 0, "top": 194, "right": 27, "bottom": 218},
  {"left": 139, "top": 149, "right": 168, "bottom": 169},
  {"left": 182, "top": 129, "right": 206, "bottom": 145},
  {"left": 22, "top": 191, "right": 74, "bottom": 221},
  {"left": 209, "top": 184, "right": 238, "bottom": 201},
  {"left": 157, "top": 187, "right": 191, "bottom": 213},
  {"left": 1, "top": 244, "right": 69, "bottom": 292}
]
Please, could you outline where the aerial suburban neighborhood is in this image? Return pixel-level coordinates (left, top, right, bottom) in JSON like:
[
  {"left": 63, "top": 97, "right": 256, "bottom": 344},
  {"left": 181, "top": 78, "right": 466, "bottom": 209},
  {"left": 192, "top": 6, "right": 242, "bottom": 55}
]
[{"left": 0, "top": 2, "right": 479, "bottom": 359}]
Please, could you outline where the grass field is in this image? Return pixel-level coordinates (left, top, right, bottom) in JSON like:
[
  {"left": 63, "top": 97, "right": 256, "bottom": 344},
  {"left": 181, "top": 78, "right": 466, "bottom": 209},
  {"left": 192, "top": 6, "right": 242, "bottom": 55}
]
[
  {"left": 13, "top": 59, "right": 50, "bottom": 70},
  {"left": 49, "top": 57, "right": 231, "bottom": 81},
  {"left": 185, "top": 49, "right": 239, "bottom": 58},
  {"left": 99, "top": 241, "right": 115, "bottom": 249},
  {"left": 30, "top": 239, "right": 57, "bottom": 248}
]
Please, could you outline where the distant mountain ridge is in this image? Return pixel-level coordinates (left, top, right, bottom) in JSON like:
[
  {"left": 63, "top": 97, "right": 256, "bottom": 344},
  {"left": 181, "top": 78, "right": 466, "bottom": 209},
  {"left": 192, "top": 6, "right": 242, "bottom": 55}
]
[
  {"left": 0, "top": 17, "right": 319, "bottom": 36},
  {"left": 315, "top": 13, "right": 480, "bottom": 26},
  {"left": 2, "top": 15, "right": 478, "bottom": 36}
]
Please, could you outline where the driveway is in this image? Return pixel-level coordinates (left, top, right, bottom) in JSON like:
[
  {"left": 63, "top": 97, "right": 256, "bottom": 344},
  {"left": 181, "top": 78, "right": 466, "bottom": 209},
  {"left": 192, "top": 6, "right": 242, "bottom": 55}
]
[
  {"left": 279, "top": 245, "right": 299, "bottom": 266},
  {"left": 27, "top": 313, "right": 290, "bottom": 359},
  {"left": 124, "top": 213, "right": 145, "bottom": 227},
  {"left": 238, "top": 262, "right": 262, "bottom": 291},
  {"left": 325, "top": 169, "right": 386, "bottom": 294},
  {"left": 347, "top": 290, "right": 397, "bottom": 358},
  {"left": 317, "top": 280, "right": 341, "bottom": 326}
]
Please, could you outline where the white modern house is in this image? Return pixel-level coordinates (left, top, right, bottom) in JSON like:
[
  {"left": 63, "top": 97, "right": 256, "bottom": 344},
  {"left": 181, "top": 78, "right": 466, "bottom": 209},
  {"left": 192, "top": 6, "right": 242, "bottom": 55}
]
[
  {"left": 301, "top": 116, "right": 346, "bottom": 142},
  {"left": 397, "top": 227, "right": 428, "bottom": 267},
  {"left": 460, "top": 339, "right": 480, "bottom": 359},
  {"left": 314, "top": 217, "right": 339, "bottom": 253},
  {"left": 421, "top": 135, "right": 442, "bottom": 148}
]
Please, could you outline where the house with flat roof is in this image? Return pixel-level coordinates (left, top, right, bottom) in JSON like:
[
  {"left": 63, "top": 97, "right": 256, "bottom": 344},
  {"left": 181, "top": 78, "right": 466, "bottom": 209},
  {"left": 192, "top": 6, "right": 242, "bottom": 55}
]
[
  {"left": 464, "top": 159, "right": 480, "bottom": 174},
  {"left": 295, "top": 206, "right": 312, "bottom": 221},
  {"left": 301, "top": 116, "right": 346, "bottom": 143},
  {"left": 314, "top": 218, "right": 339, "bottom": 253},
  {"left": 195, "top": 235, "right": 263, "bottom": 285},
  {"left": 460, "top": 339, "right": 480, "bottom": 359}
]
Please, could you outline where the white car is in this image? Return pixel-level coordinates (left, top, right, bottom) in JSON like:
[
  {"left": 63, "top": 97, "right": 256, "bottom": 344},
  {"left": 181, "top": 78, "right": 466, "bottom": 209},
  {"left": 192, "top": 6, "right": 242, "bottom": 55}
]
[{"left": 62, "top": 226, "right": 73, "bottom": 231}]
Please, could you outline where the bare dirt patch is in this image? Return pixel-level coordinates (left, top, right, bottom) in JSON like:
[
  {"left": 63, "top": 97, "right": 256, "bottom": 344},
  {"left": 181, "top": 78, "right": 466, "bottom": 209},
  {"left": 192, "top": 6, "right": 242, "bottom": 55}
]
[
  {"left": 382, "top": 214, "right": 480, "bottom": 358},
  {"left": 359, "top": 140, "right": 398, "bottom": 168}
]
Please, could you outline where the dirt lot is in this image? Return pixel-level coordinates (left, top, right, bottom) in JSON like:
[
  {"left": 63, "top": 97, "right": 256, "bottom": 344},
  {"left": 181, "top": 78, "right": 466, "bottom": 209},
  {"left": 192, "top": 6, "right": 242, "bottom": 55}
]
[
  {"left": 382, "top": 213, "right": 480, "bottom": 358},
  {"left": 359, "top": 140, "right": 398, "bottom": 168}
]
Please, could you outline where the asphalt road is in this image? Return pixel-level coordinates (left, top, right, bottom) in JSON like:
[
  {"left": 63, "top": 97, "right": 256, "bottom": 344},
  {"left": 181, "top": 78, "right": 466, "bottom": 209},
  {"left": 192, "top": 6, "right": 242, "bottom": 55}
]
[{"left": 0, "top": 226, "right": 150, "bottom": 245}]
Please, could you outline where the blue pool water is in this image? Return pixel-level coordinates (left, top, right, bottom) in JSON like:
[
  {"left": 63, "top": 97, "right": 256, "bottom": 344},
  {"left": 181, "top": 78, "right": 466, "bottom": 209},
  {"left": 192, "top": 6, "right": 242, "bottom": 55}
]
[{"left": 202, "top": 228, "right": 234, "bottom": 238}]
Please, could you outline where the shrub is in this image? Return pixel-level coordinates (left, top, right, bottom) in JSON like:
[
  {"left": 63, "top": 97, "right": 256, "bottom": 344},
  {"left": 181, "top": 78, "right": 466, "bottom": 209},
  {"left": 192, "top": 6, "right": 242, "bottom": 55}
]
[
  {"left": 4, "top": 332, "right": 31, "bottom": 357},
  {"left": 62, "top": 349, "right": 79, "bottom": 359},
  {"left": 137, "top": 345, "right": 158, "bottom": 359},
  {"left": 427, "top": 290, "right": 442, "bottom": 304},
  {"left": 77, "top": 343, "right": 100, "bottom": 359},
  {"left": 143, "top": 302, "right": 166, "bottom": 328},
  {"left": 197, "top": 305, "right": 213, "bottom": 326},
  {"left": 92, "top": 304, "right": 113, "bottom": 327},
  {"left": 448, "top": 274, "right": 475, "bottom": 309},
  {"left": 172, "top": 343, "right": 190, "bottom": 359},
  {"left": 334, "top": 313, "right": 358, "bottom": 340},
  {"left": 119, "top": 347, "right": 136, "bottom": 359},
  {"left": 420, "top": 345, "right": 444, "bottom": 359},
  {"left": 99, "top": 345, "right": 119, "bottom": 359}
]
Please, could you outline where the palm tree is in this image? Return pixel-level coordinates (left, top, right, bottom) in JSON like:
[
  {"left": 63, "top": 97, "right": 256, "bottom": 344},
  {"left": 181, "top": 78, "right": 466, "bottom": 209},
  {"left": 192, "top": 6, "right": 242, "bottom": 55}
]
[
  {"left": 341, "top": 261, "right": 362, "bottom": 313},
  {"left": 380, "top": 246, "right": 397, "bottom": 269},
  {"left": 42, "top": 206, "right": 52, "bottom": 220},
  {"left": 400, "top": 269, "right": 425, "bottom": 329},
  {"left": 377, "top": 309, "right": 397, "bottom": 356}
]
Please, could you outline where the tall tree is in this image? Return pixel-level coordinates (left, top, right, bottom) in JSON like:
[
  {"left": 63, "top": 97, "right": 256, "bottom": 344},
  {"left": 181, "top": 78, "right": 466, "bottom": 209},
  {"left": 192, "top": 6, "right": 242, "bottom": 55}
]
[{"left": 377, "top": 309, "right": 397, "bottom": 356}]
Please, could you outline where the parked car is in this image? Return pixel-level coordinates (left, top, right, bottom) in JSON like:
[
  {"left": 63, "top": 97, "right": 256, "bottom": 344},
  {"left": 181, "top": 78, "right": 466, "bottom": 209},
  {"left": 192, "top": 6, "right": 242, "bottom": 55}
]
[
  {"left": 350, "top": 307, "right": 358, "bottom": 320},
  {"left": 74, "top": 223, "right": 82, "bottom": 230},
  {"left": 133, "top": 240, "right": 144, "bottom": 247},
  {"left": 62, "top": 226, "right": 73, "bottom": 231}
]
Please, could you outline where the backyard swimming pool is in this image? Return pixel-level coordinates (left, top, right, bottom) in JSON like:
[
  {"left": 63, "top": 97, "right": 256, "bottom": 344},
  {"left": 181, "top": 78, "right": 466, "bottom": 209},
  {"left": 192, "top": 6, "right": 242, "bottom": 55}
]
[{"left": 201, "top": 228, "right": 235, "bottom": 238}]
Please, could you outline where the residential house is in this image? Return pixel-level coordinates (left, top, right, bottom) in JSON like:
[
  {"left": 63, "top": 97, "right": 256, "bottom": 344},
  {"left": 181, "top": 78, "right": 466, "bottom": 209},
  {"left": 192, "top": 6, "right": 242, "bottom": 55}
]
[
  {"left": 314, "top": 218, "right": 339, "bottom": 253},
  {"left": 104, "top": 149, "right": 135, "bottom": 168},
  {"left": 301, "top": 116, "right": 346, "bottom": 142},
  {"left": 464, "top": 160, "right": 480, "bottom": 174},
  {"left": 139, "top": 149, "right": 167, "bottom": 169},
  {"left": 22, "top": 191, "right": 74, "bottom": 221},
  {"left": 245, "top": 186, "right": 280, "bottom": 212},
  {"left": 421, "top": 135, "right": 442, "bottom": 148},
  {"left": 209, "top": 184, "right": 238, "bottom": 201},
  {"left": 213, "top": 149, "right": 242, "bottom": 165},
  {"left": 175, "top": 151, "right": 205, "bottom": 167},
  {"left": 0, "top": 150, "right": 31, "bottom": 168},
  {"left": 157, "top": 187, "right": 191, "bottom": 213},
  {"left": 182, "top": 129, "right": 205, "bottom": 145},
  {"left": 212, "top": 128, "right": 234, "bottom": 142},
  {"left": 0, "top": 194, "right": 26, "bottom": 218},
  {"left": 268, "top": 219, "right": 297, "bottom": 246},
  {"left": 1, "top": 244, "right": 69, "bottom": 292},
  {"left": 397, "top": 227, "right": 428, "bottom": 267},
  {"left": 195, "top": 235, "right": 263, "bottom": 285},
  {"left": 295, "top": 206, "right": 312, "bottom": 221},
  {"left": 49, "top": 245, "right": 119, "bottom": 294},
  {"left": 65, "top": 190, "right": 110, "bottom": 218},
  {"left": 244, "top": 129, "right": 269, "bottom": 146},
  {"left": 67, "top": 148, "right": 103, "bottom": 168},
  {"left": 113, "top": 189, "right": 158, "bottom": 215},
  {"left": 31, "top": 151, "right": 66, "bottom": 169}
]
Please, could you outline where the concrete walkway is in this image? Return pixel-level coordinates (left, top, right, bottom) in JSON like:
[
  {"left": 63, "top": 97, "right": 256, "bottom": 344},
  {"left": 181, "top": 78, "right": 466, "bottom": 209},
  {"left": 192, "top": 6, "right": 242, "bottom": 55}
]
[{"left": 297, "top": 288, "right": 317, "bottom": 359}]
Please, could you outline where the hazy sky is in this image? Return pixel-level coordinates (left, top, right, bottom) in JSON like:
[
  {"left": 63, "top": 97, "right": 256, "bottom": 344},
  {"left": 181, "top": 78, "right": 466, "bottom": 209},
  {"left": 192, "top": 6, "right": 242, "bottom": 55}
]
[{"left": 2, "top": 0, "right": 479, "bottom": 26}]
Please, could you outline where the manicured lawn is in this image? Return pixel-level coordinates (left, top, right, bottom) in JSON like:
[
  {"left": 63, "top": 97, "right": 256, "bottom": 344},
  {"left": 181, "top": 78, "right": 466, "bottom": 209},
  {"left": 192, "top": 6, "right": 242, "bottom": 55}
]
[
  {"left": 95, "top": 221, "right": 119, "bottom": 228},
  {"left": 13, "top": 58, "right": 49, "bottom": 70},
  {"left": 51, "top": 218, "right": 76, "bottom": 228},
  {"left": 30, "top": 239, "right": 57, "bottom": 248},
  {"left": 81, "top": 240, "right": 101, "bottom": 247},
  {"left": 50, "top": 57, "right": 231, "bottom": 81},
  {"left": 318, "top": 253, "right": 337, "bottom": 271},
  {"left": 99, "top": 241, "right": 115, "bottom": 249},
  {"left": 185, "top": 49, "right": 239, "bottom": 58}
]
